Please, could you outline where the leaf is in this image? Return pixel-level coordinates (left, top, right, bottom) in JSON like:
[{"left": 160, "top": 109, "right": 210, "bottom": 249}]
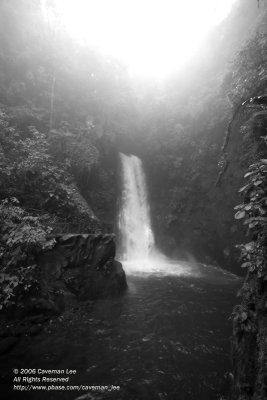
[
  {"left": 244, "top": 217, "right": 256, "bottom": 225},
  {"left": 244, "top": 242, "right": 255, "bottom": 251},
  {"left": 241, "top": 262, "right": 251, "bottom": 268},
  {"left": 258, "top": 207, "right": 266, "bottom": 215},
  {"left": 239, "top": 183, "right": 252, "bottom": 193},
  {"left": 247, "top": 216, "right": 267, "bottom": 223},
  {"left": 235, "top": 210, "right": 246, "bottom": 219},
  {"left": 244, "top": 171, "right": 257, "bottom": 178},
  {"left": 249, "top": 221, "right": 259, "bottom": 229},
  {"left": 241, "top": 312, "right": 247, "bottom": 322}
]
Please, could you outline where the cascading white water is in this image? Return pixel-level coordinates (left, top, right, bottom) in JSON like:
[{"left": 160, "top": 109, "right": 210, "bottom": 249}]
[
  {"left": 118, "top": 153, "right": 155, "bottom": 261},
  {"left": 118, "top": 153, "right": 208, "bottom": 278}
]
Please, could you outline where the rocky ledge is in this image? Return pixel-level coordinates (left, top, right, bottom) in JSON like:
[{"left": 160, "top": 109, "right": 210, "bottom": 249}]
[
  {"left": 0, "top": 234, "right": 127, "bottom": 350},
  {"left": 38, "top": 233, "right": 127, "bottom": 309}
]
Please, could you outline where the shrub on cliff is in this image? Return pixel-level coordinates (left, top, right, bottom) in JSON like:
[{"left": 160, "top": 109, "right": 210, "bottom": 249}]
[
  {"left": 0, "top": 198, "right": 55, "bottom": 311},
  {"left": 233, "top": 131, "right": 267, "bottom": 326}
]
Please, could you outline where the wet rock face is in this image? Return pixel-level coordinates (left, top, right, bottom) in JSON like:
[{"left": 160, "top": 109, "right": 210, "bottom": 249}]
[{"left": 33, "top": 234, "right": 127, "bottom": 313}]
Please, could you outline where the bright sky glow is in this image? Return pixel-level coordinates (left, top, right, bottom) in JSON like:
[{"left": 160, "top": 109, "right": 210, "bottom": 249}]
[{"left": 51, "top": 0, "right": 237, "bottom": 78}]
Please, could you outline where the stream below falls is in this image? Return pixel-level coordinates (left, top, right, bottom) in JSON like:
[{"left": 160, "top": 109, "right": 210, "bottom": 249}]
[{"left": 1, "top": 263, "right": 241, "bottom": 400}]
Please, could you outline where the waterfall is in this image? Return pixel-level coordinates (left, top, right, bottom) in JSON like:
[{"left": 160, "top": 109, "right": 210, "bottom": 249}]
[
  {"left": 118, "top": 152, "right": 200, "bottom": 277},
  {"left": 118, "top": 153, "right": 155, "bottom": 261}
]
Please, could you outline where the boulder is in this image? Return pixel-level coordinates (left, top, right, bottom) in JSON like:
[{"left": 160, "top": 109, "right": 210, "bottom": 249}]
[
  {"left": 37, "top": 233, "right": 127, "bottom": 306},
  {"left": 2, "top": 234, "right": 127, "bottom": 323}
]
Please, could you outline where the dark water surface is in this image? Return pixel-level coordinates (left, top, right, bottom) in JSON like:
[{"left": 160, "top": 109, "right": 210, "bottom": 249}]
[{"left": 1, "top": 265, "right": 241, "bottom": 400}]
